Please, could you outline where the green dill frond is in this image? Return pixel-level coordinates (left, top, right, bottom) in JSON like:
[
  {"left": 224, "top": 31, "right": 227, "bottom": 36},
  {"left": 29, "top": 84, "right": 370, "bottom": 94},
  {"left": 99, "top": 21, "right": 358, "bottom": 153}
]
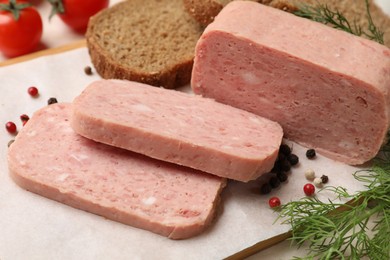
[
  {"left": 294, "top": 0, "right": 384, "bottom": 45},
  {"left": 278, "top": 132, "right": 390, "bottom": 259},
  {"left": 362, "top": 0, "right": 385, "bottom": 44}
]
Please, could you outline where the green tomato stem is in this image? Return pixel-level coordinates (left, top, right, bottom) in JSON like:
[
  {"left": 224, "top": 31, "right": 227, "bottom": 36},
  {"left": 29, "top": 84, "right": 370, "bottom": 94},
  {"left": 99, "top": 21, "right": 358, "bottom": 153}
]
[{"left": 0, "top": 0, "right": 32, "bottom": 21}]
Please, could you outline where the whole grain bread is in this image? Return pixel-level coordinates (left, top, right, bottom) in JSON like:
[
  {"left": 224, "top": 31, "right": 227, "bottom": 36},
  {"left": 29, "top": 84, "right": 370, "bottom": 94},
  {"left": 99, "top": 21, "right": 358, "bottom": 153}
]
[
  {"left": 183, "top": 0, "right": 390, "bottom": 47},
  {"left": 86, "top": 0, "right": 203, "bottom": 89},
  {"left": 183, "top": 0, "right": 247, "bottom": 26}
]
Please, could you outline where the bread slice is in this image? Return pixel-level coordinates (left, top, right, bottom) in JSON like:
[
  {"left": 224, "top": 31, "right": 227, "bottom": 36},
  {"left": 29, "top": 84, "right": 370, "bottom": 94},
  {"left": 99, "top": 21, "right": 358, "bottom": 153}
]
[
  {"left": 183, "top": 0, "right": 239, "bottom": 26},
  {"left": 86, "top": 0, "right": 203, "bottom": 89},
  {"left": 8, "top": 103, "right": 226, "bottom": 239},
  {"left": 183, "top": 0, "right": 390, "bottom": 48},
  {"left": 71, "top": 80, "right": 283, "bottom": 182},
  {"left": 184, "top": 0, "right": 263, "bottom": 26}
]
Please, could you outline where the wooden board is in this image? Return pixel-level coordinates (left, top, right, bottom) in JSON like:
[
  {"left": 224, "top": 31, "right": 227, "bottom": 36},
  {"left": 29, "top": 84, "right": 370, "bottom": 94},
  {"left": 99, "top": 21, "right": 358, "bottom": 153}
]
[{"left": 0, "top": 40, "right": 86, "bottom": 68}]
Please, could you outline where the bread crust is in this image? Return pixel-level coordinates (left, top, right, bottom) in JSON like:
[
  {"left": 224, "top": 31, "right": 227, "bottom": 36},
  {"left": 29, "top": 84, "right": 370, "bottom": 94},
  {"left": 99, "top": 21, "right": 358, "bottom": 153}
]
[
  {"left": 184, "top": 0, "right": 263, "bottom": 26},
  {"left": 183, "top": 0, "right": 224, "bottom": 26},
  {"left": 87, "top": 36, "right": 194, "bottom": 89}
]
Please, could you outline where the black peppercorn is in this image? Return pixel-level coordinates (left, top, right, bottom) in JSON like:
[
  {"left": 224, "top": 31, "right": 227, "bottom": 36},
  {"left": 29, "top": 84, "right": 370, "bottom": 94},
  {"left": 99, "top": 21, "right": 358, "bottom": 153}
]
[
  {"left": 48, "top": 97, "right": 58, "bottom": 105},
  {"left": 287, "top": 153, "right": 299, "bottom": 166},
  {"left": 84, "top": 66, "right": 93, "bottom": 75},
  {"left": 7, "top": 139, "right": 14, "bottom": 147},
  {"left": 269, "top": 176, "right": 281, "bottom": 188},
  {"left": 321, "top": 175, "right": 329, "bottom": 184},
  {"left": 306, "top": 149, "right": 316, "bottom": 159},
  {"left": 277, "top": 152, "right": 286, "bottom": 162},
  {"left": 280, "top": 159, "right": 291, "bottom": 172},
  {"left": 271, "top": 162, "right": 282, "bottom": 174},
  {"left": 260, "top": 183, "right": 272, "bottom": 194},
  {"left": 277, "top": 172, "right": 288, "bottom": 182},
  {"left": 279, "top": 144, "right": 291, "bottom": 156}
]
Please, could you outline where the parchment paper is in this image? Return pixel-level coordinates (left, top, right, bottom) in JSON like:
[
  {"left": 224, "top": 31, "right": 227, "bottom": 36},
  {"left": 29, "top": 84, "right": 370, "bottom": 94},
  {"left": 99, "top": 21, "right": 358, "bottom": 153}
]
[{"left": 0, "top": 48, "right": 368, "bottom": 260}]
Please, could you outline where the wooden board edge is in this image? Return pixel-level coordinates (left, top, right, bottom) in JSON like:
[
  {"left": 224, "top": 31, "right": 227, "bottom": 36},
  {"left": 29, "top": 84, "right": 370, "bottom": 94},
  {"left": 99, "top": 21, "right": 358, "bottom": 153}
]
[
  {"left": 224, "top": 197, "right": 363, "bottom": 259},
  {"left": 224, "top": 231, "right": 292, "bottom": 260},
  {"left": 0, "top": 40, "right": 87, "bottom": 67}
]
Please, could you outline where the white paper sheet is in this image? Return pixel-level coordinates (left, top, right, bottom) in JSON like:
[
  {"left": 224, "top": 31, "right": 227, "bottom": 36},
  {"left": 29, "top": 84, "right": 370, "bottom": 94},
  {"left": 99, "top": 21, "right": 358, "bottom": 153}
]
[{"left": 0, "top": 48, "right": 370, "bottom": 260}]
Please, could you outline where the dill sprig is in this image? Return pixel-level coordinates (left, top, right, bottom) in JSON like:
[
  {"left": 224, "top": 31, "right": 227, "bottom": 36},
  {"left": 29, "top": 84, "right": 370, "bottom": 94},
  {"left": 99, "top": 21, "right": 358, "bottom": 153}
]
[
  {"left": 294, "top": 0, "right": 384, "bottom": 45},
  {"left": 277, "top": 138, "right": 390, "bottom": 259}
]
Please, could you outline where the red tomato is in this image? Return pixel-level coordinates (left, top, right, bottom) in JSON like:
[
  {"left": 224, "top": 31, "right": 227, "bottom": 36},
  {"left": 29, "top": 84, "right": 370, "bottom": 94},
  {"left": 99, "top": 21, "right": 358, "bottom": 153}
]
[
  {"left": 58, "top": 0, "right": 109, "bottom": 33},
  {"left": 29, "top": 0, "right": 44, "bottom": 4},
  {"left": 0, "top": 1, "right": 42, "bottom": 57}
]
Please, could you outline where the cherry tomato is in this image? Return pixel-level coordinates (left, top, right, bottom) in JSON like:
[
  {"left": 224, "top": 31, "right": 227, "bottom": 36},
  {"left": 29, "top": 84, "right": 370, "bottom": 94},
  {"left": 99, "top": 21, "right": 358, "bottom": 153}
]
[
  {"left": 0, "top": 0, "right": 42, "bottom": 57},
  {"left": 303, "top": 183, "right": 315, "bottom": 196},
  {"left": 52, "top": 0, "right": 109, "bottom": 33},
  {"left": 268, "top": 197, "right": 281, "bottom": 208},
  {"left": 29, "top": 0, "right": 44, "bottom": 5}
]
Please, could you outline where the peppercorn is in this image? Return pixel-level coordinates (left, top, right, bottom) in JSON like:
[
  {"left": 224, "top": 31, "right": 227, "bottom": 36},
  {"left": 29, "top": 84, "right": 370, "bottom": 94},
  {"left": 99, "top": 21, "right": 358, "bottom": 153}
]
[
  {"left": 277, "top": 152, "right": 286, "bottom": 162},
  {"left": 84, "top": 66, "right": 93, "bottom": 75},
  {"left": 28, "top": 86, "right": 39, "bottom": 97},
  {"left": 303, "top": 183, "right": 315, "bottom": 196},
  {"left": 260, "top": 183, "right": 272, "bottom": 194},
  {"left": 321, "top": 175, "right": 329, "bottom": 184},
  {"left": 271, "top": 162, "right": 282, "bottom": 174},
  {"left": 279, "top": 144, "right": 291, "bottom": 156},
  {"left": 7, "top": 139, "right": 14, "bottom": 147},
  {"left": 305, "top": 169, "right": 315, "bottom": 180},
  {"left": 287, "top": 153, "right": 299, "bottom": 166},
  {"left": 280, "top": 159, "right": 291, "bottom": 172},
  {"left": 20, "top": 114, "right": 29, "bottom": 121},
  {"left": 269, "top": 176, "right": 280, "bottom": 188},
  {"left": 306, "top": 149, "right": 316, "bottom": 159},
  {"left": 47, "top": 97, "right": 58, "bottom": 105},
  {"left": 269, "top": 197, "right": 281, "bottom": 208},
  {"left": 20, "top": 114, "right": 29, "bottom": 123},
  {"left": 313, "top": 178, "right": 323, "bottom": 188},
  {"left": 5, "top": 121, "right": 17, "bottom": 134},
  {"left": 277, "top": 172, "right": 288, "bottom": 182}
]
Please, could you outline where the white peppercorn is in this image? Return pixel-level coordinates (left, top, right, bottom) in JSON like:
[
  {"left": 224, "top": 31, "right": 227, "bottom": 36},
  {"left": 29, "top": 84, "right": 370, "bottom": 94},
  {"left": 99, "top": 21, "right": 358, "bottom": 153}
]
[
  {"left": 305, "top": 169, "right": 315, "bottom": 180},
  {"left": 314, "top": 177, "right": 323, "bottom": 188}
]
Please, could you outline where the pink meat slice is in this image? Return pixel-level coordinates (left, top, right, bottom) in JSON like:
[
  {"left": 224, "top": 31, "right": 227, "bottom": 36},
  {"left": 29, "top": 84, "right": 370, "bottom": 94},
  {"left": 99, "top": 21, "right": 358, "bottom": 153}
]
[
  {"left": 191, "top": 1, "right": 390, "bottom": 165},
  {"left": 7, "top": 103, "right": 226, "bottom": 239},
  {"left": 71, "top": 79, "right": 283, "bottom": 182}
]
